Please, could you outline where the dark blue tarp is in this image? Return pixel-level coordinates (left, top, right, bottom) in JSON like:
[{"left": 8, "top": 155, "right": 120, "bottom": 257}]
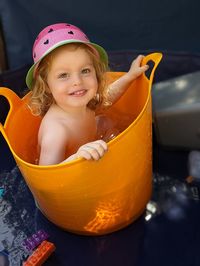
[{"left": 0, "top": 0, "right": 200, "bottom": 70}]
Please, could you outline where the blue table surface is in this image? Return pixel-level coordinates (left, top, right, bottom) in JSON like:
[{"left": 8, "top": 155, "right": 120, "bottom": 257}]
[{"left": 0, "top": 135, "right": 200, "bottom": 266}]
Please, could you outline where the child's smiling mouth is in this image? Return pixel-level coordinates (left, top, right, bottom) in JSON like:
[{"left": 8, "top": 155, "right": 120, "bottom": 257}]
[{"left": 69, "top": 89, "right": 87, "bottom": 96}]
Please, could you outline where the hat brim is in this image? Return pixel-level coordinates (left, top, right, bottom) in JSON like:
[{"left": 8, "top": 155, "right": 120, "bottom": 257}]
[{"left": 26, "top": 40, "right": 108, "bottom": 89}]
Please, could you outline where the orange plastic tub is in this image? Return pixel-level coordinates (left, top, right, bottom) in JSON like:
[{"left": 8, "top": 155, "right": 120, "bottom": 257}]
[{"left": 0, "top": 53, "right": 162, "bottom": 235}]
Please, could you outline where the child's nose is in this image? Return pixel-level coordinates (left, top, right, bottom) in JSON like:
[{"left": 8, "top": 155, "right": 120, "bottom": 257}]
[{"left": 72, "top": 73, "right": 82, "bottom": 86}]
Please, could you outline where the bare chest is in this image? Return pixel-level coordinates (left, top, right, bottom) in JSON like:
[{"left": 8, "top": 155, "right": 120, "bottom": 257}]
[{"left": 66, "top": 114, "right": 97, "bottom": 155}]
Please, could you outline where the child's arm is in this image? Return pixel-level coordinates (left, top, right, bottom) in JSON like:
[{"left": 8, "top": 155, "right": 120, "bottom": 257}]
[
  {"left": 38, "top": 122, "right": 69, "bottom": 165},
  {"left": 39, "top": 121, "right": 107, "bottom": 165},
  {"left": 103, "top": 55, "right": 149, "bottom": 107}
]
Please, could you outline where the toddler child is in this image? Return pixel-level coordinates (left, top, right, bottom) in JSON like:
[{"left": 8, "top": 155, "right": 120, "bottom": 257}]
[{"left": 26, "top": 23, "right": 148, "bottom": 165}]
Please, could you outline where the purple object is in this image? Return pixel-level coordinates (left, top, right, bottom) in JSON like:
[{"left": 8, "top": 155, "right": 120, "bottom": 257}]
[{"left": 22, "top": 230, "right": 49, "bottom": 251}]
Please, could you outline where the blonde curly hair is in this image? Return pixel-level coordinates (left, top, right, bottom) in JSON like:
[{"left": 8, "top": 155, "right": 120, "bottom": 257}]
[{"left": 28, "top": 43, "right": 108, "bottom": 116}]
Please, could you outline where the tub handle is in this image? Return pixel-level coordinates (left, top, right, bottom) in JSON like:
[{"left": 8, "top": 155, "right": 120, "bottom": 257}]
[
  {"left": 0, "top": 87, "right": 22, "bottom": 130},
  {"left": 142, "top": 53, "right": 163, "bottom": 84}
]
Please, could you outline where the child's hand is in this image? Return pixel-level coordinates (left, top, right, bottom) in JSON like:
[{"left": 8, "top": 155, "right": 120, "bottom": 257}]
[
  {"left": 126, "top": 55, "right": 149, "bottom": 81},
  {"left": 76, "top": 140, "right": 108, "bottom": 160}
]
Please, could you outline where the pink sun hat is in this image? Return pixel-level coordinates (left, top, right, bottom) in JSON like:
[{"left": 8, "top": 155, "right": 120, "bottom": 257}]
[{"left": 26, "top": 23, "right": 108, "bottom": 89}]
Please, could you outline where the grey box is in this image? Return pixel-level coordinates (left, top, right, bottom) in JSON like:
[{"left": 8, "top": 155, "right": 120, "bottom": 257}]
[{"left": 152, "top": 71, "right": 200, "bottom": 149}]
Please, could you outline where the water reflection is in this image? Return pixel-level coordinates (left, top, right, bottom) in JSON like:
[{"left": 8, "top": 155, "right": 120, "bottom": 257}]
[
  {"left": 96, "top": 114, "right": 120, "bottom": 142},
  {"left": 83, "top": 199, "right": 124, "bottom": 234},
  {"left": 96, "top": 112, "right": 133, "bottom": 142},
  {"left": 145, "top": 173, "right": 200, "bottom": 222}
]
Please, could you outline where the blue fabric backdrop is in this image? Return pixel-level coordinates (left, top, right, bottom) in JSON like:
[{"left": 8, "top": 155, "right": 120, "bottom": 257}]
[{"left": 0, "top": 0, "right": 200, "bottom": 70}]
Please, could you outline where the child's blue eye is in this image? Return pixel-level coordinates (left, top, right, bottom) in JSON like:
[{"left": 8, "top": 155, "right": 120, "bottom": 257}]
[
  {"left": 82, "top": 68, "right": 91, "bottom": 74},
  {"left": 58, "top": 73, "right": 69, "bottom": 79}
]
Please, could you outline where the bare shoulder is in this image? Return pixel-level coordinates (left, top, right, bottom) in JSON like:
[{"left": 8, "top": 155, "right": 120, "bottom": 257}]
[{"left": 38, "top": 113, "right": 70, "bottom": 147}]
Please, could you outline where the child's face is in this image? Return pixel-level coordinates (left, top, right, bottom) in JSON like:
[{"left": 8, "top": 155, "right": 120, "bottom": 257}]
[{"left": 46, "top": 45, "right": 98, "bottom": 111}]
